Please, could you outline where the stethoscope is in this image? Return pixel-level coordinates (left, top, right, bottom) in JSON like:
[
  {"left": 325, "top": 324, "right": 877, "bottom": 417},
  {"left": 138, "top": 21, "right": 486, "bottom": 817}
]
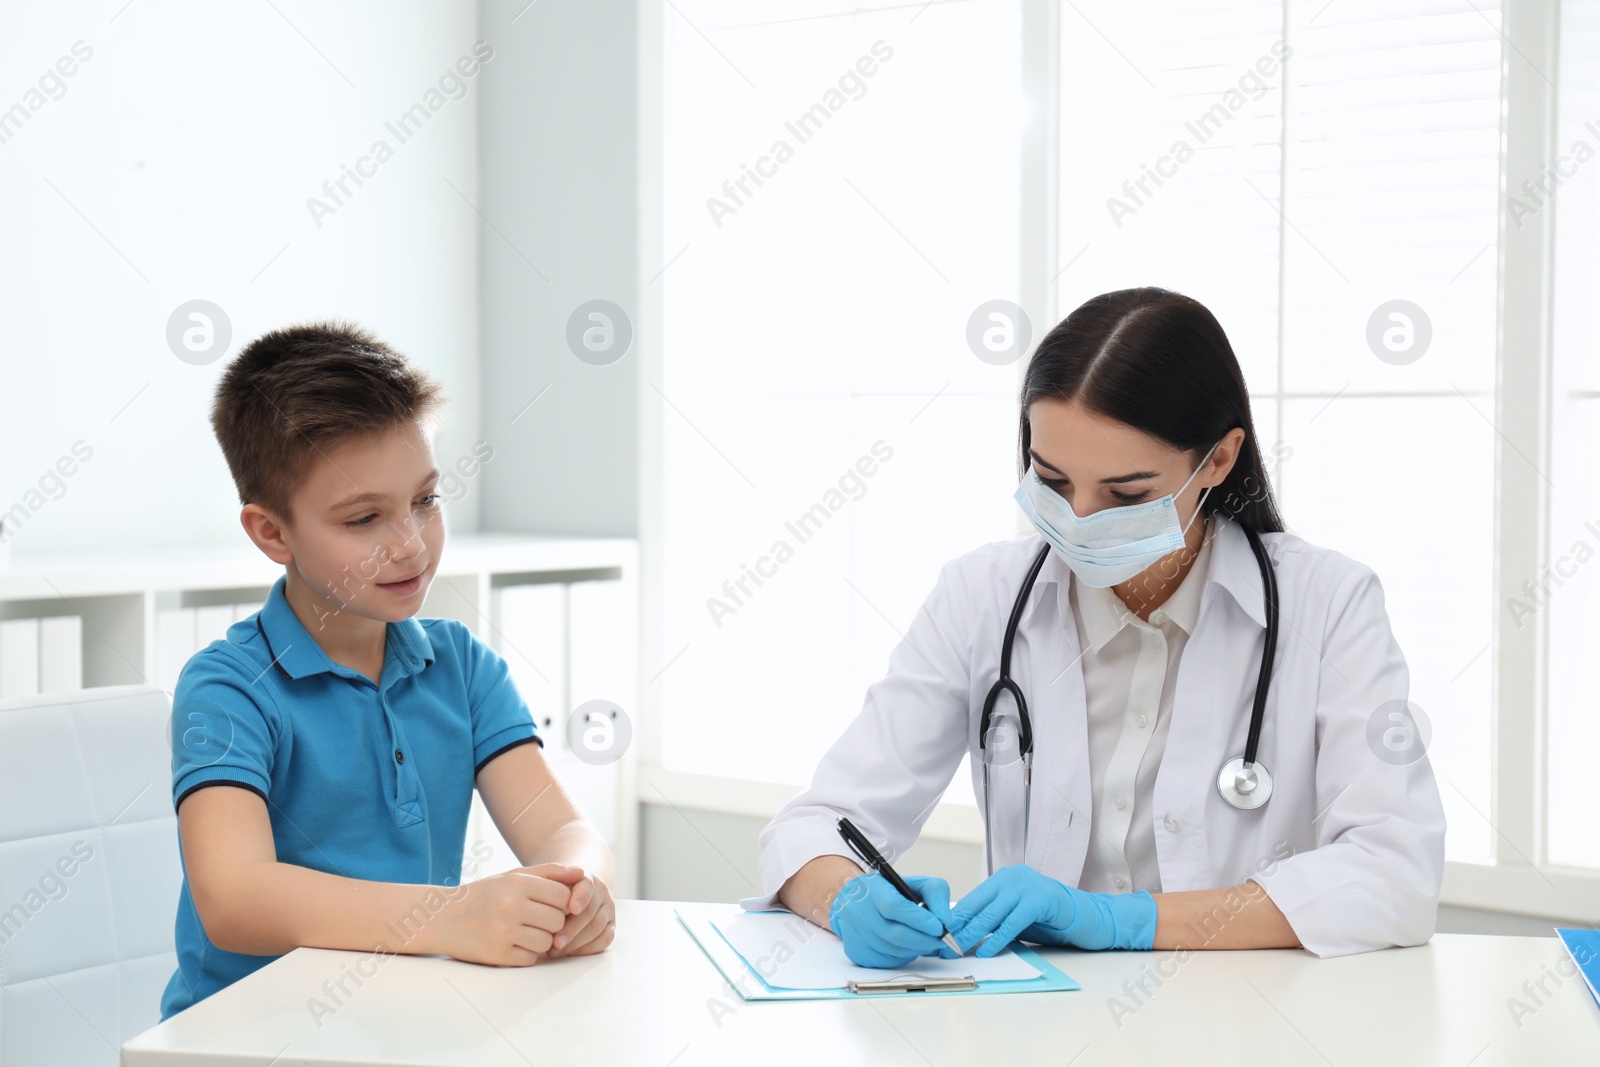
[{"left": 976, "top": 522, "right": 1280, "bottom": 875}]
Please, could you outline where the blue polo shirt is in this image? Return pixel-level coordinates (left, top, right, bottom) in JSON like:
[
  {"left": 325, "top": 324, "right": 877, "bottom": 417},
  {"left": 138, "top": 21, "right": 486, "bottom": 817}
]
[{"left": 159, "top": 574, "right": 541, "bottom": 1019}]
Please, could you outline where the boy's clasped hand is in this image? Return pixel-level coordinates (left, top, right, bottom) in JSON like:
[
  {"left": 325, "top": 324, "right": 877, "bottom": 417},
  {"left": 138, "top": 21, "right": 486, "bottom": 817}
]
[{"left": 438, "top": 863, "right": 616, "bottom": 966}]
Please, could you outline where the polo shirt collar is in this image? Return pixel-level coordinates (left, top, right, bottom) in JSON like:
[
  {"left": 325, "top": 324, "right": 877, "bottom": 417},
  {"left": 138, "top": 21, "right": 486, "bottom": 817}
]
[
  {"left": 1043, "top": 514, "right": 1268, "bottom": 641},
  {"left": 255, "top": 574, "right": 435, "bottom": 681}
]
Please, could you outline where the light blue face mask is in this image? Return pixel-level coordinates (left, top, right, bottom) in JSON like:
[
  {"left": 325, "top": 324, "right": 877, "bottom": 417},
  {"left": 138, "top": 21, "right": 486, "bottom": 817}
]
[{"left": 1013, "top": 441, "right": 1220, "bottom": 588}]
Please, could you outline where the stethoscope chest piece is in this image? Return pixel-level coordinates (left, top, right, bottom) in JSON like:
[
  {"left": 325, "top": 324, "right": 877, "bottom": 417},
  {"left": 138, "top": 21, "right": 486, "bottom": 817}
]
[
  {"left": 1216, "top": 755, "right": 1273, "bottom": 810},
  {"left": 1209, "top": 758, "right": 1273, "bottom": 809}
]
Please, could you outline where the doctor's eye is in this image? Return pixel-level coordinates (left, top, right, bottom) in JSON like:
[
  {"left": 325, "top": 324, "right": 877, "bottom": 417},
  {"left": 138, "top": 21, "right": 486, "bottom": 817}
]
[{"left": 1110, "top": 490, "right": 1149, "bottom": 504}]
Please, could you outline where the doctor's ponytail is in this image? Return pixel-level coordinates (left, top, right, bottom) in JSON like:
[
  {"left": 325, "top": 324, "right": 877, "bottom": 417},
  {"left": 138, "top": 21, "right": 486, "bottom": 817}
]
[{"left": 1018, "top": 287, "right": 1285, "bottom": 534}]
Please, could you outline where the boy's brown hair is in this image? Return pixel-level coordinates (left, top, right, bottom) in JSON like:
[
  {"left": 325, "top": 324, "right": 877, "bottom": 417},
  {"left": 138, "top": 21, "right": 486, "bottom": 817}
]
[{"left": 210, "top": 321, "right": 447, "bottom": 523}]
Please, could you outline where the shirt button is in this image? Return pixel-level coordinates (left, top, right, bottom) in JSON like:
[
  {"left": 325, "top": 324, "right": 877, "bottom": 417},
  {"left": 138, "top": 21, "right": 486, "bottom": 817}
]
[
  {"left": 1135, "top": 713, "right": 1149, "bottom": 729},
  {"left": 1114, "top": 795, "right": 1128, "bottom": 810},
  {"left": 1114, "top": 875, "right": 1128, "bottom": 889},
  {"left": 1164, "top": 813, "right": 1181, "bottom": 832},
  {"left": 395, "top": 749, "right": 405, "bottom": 764}
]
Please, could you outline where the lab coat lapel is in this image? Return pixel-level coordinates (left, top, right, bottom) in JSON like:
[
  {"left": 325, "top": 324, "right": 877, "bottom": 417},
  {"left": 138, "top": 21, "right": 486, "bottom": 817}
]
[{"left": 1028, "top": 560, "right": 1091, "bottom": 885}]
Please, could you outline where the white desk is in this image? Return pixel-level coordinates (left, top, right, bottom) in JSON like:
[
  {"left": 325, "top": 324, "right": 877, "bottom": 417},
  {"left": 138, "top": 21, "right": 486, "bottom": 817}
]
[{"left": 122, "top": 900, "right": 1599, "bottom": 1066}]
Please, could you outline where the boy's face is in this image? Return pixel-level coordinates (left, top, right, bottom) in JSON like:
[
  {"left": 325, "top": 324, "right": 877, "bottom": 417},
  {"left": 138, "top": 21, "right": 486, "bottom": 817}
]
[{"left": 253, "top": 421, "right": 445, "bottom": 630}]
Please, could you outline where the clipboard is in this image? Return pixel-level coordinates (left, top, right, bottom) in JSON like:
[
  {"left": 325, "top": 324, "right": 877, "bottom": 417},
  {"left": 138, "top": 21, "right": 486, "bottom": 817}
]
[
  {"left": 846, "top": 974, "right": 977, "bottom": 994},
  {"left": 676, "top": 907, "right": 1080, "bottom": 1001},
  {"left": 1557, "top": 928, "right": 1600, "bottom": 1012}
]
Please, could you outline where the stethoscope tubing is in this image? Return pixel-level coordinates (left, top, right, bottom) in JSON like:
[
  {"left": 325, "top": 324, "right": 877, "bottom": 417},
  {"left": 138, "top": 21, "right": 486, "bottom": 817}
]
[{"left": 978, "top": 521, "right": 1279, "bottom": 871}]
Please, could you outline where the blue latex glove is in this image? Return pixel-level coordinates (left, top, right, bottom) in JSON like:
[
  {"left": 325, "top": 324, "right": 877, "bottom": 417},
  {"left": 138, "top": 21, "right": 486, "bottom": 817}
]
[
  {"left": 949, "top": 864, "right": 1157, "bottom": 955},
  {"left": 829, "top": 872, "right": 960, "bottom": 968}
]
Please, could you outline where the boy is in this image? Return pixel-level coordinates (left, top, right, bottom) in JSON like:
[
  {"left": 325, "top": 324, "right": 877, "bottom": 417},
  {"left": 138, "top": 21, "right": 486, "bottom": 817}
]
[{"left": 160, "top": 322, "right": 614, "bottom": 1019}]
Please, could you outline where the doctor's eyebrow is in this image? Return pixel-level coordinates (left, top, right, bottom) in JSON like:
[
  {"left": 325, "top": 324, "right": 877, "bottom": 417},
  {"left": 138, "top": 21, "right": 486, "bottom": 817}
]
[
  {"left": 328, "top": 469, "right": 440, "bottom": 511},
  {"left": 1028, "top": 450, "right": 1159, "bottom": 484}
]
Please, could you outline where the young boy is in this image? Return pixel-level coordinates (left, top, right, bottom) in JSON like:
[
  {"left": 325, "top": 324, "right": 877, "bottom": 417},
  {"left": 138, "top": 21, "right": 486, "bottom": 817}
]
[{"left": 160, "top": 322, "right": 615, "bottom": 1019}]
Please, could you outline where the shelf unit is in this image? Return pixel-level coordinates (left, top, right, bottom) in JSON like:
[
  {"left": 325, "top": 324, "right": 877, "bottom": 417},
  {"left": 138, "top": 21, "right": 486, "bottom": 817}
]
[{"left": 0, "top": 533, "right": 642, "bottom": 896}]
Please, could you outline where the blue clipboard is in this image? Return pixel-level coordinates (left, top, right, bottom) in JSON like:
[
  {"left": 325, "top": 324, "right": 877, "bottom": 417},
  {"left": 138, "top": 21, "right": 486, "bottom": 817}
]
[
  {"left": 1557, "top": 928, "right": 1600, "bottom": 1012},
  {"left": 676, "top": 907, "right": 1080, "bottom": 1000}
]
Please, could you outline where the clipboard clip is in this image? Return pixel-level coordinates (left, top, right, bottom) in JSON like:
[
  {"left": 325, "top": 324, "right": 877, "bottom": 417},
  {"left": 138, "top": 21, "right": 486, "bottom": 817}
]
[{"left": 846, "top": 973, "right": 978, "bottom": 995}]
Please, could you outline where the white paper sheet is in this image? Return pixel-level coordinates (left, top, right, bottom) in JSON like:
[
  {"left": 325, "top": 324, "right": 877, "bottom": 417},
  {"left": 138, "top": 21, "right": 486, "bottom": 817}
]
[{"left": 712, "top": 909, "right": 1042, "bottom": 991}]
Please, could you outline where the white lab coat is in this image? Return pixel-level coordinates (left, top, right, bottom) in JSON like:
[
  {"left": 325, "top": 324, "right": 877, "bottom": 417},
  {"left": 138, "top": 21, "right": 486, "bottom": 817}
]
[{"left": 742, "top": 517, "right": 1446, "bottom": 958}]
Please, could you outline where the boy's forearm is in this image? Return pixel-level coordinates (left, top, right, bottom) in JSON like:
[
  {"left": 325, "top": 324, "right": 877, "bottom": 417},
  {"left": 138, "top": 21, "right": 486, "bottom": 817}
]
[
  {"left": 518, "top": 818, "right": 615, "bottom": 886},
  {"left": 203, "top": 860, "right": 460, "bottom": 958}
]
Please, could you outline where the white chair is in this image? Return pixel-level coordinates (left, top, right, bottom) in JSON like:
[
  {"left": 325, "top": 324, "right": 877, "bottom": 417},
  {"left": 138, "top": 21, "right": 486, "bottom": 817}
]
[{"left": 0, "top": 685, "right": 179, "bottom": 1066}]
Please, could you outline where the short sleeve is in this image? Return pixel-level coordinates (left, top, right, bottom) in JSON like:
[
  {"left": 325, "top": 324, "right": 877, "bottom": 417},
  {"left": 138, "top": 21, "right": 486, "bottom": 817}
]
[
  {"left": 170, "top": 651, "right": 278, "bottom": 809},
  {"left": 463, "top": 629, "right": 542, "bottom": 773}
]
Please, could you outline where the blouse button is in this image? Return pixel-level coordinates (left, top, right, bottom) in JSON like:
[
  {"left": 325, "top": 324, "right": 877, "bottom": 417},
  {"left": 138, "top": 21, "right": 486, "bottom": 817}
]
[
  {"left": 1164, "top": 813, "right": 1181, "bottom": 832},
  {"left": 395, "top": 749, "right": 405, "bottom": 764}
]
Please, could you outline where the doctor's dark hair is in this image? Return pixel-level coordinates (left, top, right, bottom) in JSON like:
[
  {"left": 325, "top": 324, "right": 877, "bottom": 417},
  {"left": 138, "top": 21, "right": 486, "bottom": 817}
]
[
  {"left": 210, "top": 321, "right": 447, "bottom": 524},
  {"left": 1018, "top": 287, "right": 1285, "bottom": 533}
]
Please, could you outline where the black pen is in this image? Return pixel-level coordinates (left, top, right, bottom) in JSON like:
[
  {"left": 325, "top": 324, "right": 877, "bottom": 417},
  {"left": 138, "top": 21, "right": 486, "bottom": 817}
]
[{"left": 837, "top": 816, "right": 964, "bottom": 956}]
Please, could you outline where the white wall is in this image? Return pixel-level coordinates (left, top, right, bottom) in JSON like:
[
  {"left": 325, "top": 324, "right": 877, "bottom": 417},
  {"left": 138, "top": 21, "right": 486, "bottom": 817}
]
[{"left": 0, "top": 1, "right": 485, "bottom": 560}]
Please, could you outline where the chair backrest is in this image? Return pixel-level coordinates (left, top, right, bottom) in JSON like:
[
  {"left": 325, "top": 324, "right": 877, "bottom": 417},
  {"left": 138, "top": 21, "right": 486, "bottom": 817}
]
[{"left": 0, "top": 685, "right": 178, "bottom": 1067}]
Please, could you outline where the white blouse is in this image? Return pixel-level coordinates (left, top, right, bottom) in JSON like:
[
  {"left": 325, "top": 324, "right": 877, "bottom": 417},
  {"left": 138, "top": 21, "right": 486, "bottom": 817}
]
[{"left": 1070, "top": 520, "right": 1214, "bottom": 895}]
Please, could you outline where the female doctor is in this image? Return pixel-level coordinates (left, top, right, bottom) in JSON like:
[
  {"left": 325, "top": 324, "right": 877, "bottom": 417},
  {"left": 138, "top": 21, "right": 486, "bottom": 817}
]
[{"left": 744, "top": 286, "right": 1446, "bottom": 965}]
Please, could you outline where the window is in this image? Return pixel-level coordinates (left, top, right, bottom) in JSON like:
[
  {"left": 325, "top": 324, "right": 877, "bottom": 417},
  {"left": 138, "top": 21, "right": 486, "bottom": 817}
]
[
  {"left": 1059, "top": 1, "right": 1501, "bottom": 864},
  {"left": 658, "top": 1, "right": 1024, "bottom": 794},
  {"left": 1547, "top": 0, "right": 1600, "bottom": 871}
]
